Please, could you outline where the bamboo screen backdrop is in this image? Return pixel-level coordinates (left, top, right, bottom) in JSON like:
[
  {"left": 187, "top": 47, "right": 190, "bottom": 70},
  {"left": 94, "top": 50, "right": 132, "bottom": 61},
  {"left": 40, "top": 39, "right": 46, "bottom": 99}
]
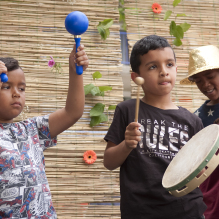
[{"left": 0, "top": 0, "right": 219, "bottom": 218}]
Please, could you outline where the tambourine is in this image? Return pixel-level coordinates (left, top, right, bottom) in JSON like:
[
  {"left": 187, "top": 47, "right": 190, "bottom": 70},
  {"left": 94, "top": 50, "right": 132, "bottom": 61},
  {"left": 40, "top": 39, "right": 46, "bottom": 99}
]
[{"left": 162, "top": 124, "right": 219, "bottom": 197}]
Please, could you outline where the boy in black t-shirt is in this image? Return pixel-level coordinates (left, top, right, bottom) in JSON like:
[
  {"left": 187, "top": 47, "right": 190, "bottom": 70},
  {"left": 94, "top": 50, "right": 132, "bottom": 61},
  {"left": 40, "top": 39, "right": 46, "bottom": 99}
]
[{"left": 104, "top": 35, "right": 206, "bottom": 219}]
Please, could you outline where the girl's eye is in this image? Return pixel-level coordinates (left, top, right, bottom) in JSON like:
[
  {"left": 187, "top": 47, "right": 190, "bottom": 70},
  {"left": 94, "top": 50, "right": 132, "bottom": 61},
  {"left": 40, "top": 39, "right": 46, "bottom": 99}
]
[
  {"left": 19, "top": 88, "right": 25, "bottom": 91},
  {"left": 2, "top": 86, "right": 9, "bottom": 89},
  {"left": 149, "top": 65, "right": 156, "bottom": 70},
  {"left": 167, "top": 63, "right": 173, "bottom": 67}
]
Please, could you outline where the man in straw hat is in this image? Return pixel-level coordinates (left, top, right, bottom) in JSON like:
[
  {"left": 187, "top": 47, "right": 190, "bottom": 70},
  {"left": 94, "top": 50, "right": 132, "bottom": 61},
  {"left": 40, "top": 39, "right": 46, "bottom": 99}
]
[{"left": 180, "top": 45, "right": 219, "bottom": 219}]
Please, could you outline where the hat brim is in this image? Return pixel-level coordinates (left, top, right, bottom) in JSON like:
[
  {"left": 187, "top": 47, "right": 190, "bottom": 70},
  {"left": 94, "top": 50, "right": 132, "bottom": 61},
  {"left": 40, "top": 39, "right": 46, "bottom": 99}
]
[{"left": 180, "top": 66, "right": 219, "bottom": 85}]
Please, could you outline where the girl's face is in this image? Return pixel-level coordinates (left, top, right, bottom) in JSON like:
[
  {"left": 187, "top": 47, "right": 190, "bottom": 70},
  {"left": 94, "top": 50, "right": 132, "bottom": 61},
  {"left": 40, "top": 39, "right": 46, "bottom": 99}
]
[{"left": 0, "top": 68, "right": 26, "bottom": 123}]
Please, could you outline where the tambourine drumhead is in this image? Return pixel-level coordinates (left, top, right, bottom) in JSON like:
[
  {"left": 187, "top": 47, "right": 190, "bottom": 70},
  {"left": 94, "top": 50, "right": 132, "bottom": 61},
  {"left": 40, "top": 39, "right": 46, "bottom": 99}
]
[{"left": 162, "top": 124, "right": 219, "bottom": 197}]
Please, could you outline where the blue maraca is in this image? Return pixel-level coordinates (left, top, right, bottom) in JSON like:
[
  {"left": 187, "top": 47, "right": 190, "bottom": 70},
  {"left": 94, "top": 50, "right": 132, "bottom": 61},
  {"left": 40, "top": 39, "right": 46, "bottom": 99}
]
[
  {"left": 0, "top": 73, "right": 8, "bottom": 83},
  {"left": 65, "top": 11, "right": 89, "bottom": 75}
]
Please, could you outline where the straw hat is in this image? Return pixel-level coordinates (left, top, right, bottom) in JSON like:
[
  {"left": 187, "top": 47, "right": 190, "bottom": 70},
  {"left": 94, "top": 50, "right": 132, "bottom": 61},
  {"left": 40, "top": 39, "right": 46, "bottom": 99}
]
[{"left": 180, "top": 45, "right": 219, "bottom": 85}]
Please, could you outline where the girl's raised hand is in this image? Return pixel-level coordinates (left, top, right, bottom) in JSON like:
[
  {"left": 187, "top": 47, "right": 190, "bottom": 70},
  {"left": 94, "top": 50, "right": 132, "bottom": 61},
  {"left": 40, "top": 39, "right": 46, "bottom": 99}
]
[
  {"left": 69, "top": 44, "right": 89, "bottom": 74},
  {"left": 0, "top": 61, "right": 7, "bottom": 87}
]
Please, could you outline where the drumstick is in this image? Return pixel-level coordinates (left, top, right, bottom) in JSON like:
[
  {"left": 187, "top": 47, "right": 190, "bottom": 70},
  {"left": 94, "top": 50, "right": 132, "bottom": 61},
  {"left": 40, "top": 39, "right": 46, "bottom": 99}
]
[{"left": 134, "top": 77, "right": 144, "bottom": 123}]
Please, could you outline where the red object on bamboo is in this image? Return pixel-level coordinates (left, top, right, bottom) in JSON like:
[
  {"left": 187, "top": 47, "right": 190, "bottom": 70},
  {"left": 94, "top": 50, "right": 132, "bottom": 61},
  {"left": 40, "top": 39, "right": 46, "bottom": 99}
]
[
  {"left": 152, "top": 3, "right": 162, "bottom": 14},
  {"left": 83, "top": 150, "right": 97, "bottom": 164}
]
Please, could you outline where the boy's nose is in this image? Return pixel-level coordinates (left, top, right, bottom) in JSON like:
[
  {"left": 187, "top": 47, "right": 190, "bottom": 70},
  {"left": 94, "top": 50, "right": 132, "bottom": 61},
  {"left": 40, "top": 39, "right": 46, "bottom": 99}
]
[
  {"left": 12, "top": 89, "right": 20, "bottom": 98},
  {"left": 160, "top": 70, "right": 169, "bottom": 77},
  {"left": 160, "top": 65, "right": 169, "bottom": 76}
]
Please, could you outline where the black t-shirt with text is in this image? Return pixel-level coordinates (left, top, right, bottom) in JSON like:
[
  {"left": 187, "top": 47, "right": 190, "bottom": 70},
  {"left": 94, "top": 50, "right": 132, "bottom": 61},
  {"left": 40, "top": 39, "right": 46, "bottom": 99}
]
[{"left": 105, "top": 99, "right": 206, "bottom": 219}]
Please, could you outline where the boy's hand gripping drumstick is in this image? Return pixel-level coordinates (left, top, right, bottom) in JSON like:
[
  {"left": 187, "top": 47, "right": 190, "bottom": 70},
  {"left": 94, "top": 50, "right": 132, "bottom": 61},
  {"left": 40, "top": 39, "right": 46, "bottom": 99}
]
[{"left": 134, "top": 77, "right": 144, "bottom": 123}]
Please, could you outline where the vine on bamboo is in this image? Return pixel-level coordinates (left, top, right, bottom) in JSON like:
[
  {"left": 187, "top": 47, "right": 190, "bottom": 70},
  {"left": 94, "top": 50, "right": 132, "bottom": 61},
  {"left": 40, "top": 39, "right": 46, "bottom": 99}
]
[
  {"left": 84, "top": 71, "right": 116, "bottom": 127},
  {"left": 97, "top": 19, "right": 114, "bottom": 40},
  {"left": 48, "top": 56, "right": 63, "bottom": 74},
  {"left": 152, "top": 0, "right": 191, "bottom": 46}
]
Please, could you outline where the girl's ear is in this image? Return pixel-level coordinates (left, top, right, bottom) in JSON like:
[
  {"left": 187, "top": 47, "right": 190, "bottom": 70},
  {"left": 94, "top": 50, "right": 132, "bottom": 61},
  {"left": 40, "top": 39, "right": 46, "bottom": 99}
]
[{"left": 131, "top": 72, "right": 139, "bottom": 82}]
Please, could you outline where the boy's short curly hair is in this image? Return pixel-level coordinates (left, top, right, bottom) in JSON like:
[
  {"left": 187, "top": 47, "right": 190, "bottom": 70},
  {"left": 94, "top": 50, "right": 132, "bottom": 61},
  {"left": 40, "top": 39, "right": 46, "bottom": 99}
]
[
  {"left": 130, "top": 35, "right": 176, "bottom": 74},
  {"left": 0, "top": 57, "right": 21, "bottom": 72}
]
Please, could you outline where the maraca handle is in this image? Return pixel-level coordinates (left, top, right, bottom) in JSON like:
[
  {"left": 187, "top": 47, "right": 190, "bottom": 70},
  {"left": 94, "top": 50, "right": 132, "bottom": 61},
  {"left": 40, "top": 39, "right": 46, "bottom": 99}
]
[
  {"left": 74, "top": 37, "right": 83, "bottom": 75},
  {"left": 0, "top": 73, "right": 8, "bottom": 83}
]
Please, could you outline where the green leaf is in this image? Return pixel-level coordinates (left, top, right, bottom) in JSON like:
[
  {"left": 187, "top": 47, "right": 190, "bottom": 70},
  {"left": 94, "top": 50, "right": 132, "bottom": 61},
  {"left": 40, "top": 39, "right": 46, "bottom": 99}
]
[
  {"left": 90, "top": 87, "right": 101, "bottom": 96},
  {"left": 173, "top": 0, "right": 181, "bottom": 7},
  {"left": 97, "top": 19, "right": 113, "bottom": 40},
  {"left": 101, "top": 19, "right": 114, "bottom": 29},
  {"left": 177, "top": 13, "right": 187, "bottom": 17},
  {"left": 164, "top": 10, "right": 172, "bottom": 21},
  {"left": 84, "top": 84, "right": 95, "bottom": 95},
  {"left": 105, "top": 29, "right": 110, "bottom": 39},
  {"left": 170, "top": 22, "right": 184, "bottom": 39},
  {"left": 180, "top": 22, "right": 191, "bottom": 32},
  {"left": 92, "top": 71, "right": 102, "bottom": 80},
  {"left": 90, "top": 113, "right": 108, "bottom": 127},
  {"left": 90, "top": 103, "right": 105, "bottom": 117},
  {"left": 97, "top": 26, "right": 107, "bottom": 40},
  {"left": 169, "top": 21, "right": 176, "bottom": 36},
  {"left": 121, "top": 22, "right": 127, "bottom": 31},
  {"left": 119, "top": 12, "right": 125, "bottom": 22},
  {"left": 119, "top": 7, "right": 125, "bottom": 23},
  {"left": 97, "top": 27, "right": 110, "bottom": 40},
  {"left": 119, "top": 0, "right": 124, "bottom": 5},
  {"left": 95, "top": 91, "right": 105, "bottom": 96},
  {"left": 108, "top": 105, "right": 116, "bottom": 110},
  {"left": 173, "top": 37, "right": 182, "bottom": 46},
  {"left": 174, "top": 25, "right": 184, "bottom": 39},
  {"left": 99, "top": 86, "right": 112, "bottom": 92}
]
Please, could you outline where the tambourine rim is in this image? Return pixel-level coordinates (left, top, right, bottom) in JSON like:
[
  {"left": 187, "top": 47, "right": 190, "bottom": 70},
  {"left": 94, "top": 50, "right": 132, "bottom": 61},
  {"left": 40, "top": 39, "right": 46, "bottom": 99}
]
[{"left": 163, "top": 124, "right": 219, "bottom": 192}]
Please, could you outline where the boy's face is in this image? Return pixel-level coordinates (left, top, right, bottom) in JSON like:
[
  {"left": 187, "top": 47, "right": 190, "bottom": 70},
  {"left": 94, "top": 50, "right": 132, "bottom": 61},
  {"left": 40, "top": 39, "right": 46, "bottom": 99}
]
[
  {"left": 133, "top": 47, "right": 177, "bottom": 98},
  {"left": 192, "top": 69, "right": 219, "bottom": 105},
  {"left": 0, "top": 68, "right": 26, "bottom": 123}
]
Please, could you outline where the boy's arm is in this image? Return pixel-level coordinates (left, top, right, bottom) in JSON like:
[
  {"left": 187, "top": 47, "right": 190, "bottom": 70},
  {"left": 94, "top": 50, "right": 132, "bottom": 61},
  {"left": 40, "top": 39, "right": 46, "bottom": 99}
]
[
  {"left": 49, "top": 44, "right": 88, "bottom": 139},
  {"left": 104, "top": 122, "right": 141, "bottom": 170},
  {"left": 104, "top": 140, "right": 133, "bottom": 170}
]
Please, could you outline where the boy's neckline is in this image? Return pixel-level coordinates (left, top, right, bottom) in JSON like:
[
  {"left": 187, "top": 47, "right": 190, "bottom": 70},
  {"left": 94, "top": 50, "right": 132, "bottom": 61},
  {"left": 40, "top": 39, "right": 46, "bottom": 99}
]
[{"left": 140, "top": 99, "right": 179, "bottom": 110}]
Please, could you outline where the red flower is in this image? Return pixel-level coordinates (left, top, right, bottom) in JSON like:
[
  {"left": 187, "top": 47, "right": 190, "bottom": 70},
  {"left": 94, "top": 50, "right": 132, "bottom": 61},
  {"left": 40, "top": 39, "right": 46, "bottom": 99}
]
[
  {"left": 83, "top": 150, "right": 97, "bottom": 164},
  {"left": 152, "top": 3, "right": 162, "bottom": 14}
]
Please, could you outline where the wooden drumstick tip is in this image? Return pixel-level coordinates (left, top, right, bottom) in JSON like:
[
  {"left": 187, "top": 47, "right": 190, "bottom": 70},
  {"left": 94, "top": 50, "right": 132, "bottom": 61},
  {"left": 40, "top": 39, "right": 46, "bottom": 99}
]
[
  {"left": 134, "top": 77, "right": 144, "bottom": 85},
  {"left": 134, "top": 77, "right": 144, "bottom": 123}
]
